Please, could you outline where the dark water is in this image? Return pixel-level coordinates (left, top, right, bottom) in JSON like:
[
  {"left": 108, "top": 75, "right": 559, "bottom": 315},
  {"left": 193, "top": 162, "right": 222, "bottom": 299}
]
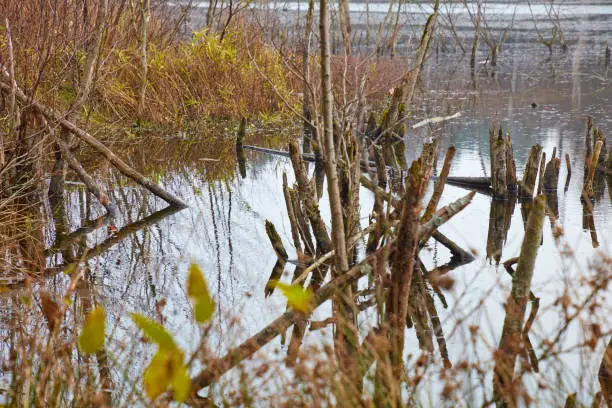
[{"left": 4, "top": 7, "right": 612, "bottom": 406}]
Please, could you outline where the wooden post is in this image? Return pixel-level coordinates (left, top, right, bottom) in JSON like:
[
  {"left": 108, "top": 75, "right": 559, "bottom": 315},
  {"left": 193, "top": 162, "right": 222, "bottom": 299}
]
[
  {"left": 519, "top": 144, "right": 543, "bottom": 198},
  {"left": 565, "top": 153, "right": 572, "bottom": 176}
]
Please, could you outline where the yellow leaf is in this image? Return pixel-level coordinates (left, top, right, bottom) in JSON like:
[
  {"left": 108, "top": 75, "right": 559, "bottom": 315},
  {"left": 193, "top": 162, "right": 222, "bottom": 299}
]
[
  {"left": 275, "top": 282, "right": 313, "bottom": 313},
  {"left": 187, "top": 263, "right": 215, "bottom": 324},
  {"left": 143, "top": 350, "right": 172, "bottom": 400},
  {"left": 143, "top": 348, "right": 190, "bottom": 402},
  {"left": 171, "top": 358, "right": 191, "bottom": 402},
  {"left": 131, "top": 314, "right": 176, "bottom": 350},
  {"left": 78, "top": 306, "right": 106, "bottom": 353}
]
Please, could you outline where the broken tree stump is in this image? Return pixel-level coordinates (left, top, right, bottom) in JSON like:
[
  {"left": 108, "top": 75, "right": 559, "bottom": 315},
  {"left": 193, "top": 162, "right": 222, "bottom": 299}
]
[
  {"left": 505, "top": 133, "right": 517, "bottom": 190},
  {"left": 519, "top": 144, "right": 543, "bottom": 198},
  {"left": 490, "top": 128, "right": 508, "bottom": 198},
  {"left": 536, "top": 152, "right": 546, "bottom": 195},
  {"left": 543, "top": 152, "right": 561, "bottom": 191},
  {"left": 584, "top": 140, "right": 603, "bottom": 198}
]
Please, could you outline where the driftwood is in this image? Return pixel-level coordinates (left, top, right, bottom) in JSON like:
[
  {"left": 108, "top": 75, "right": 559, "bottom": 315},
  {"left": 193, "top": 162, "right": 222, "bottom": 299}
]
[
  {"left": 244, "top": 145, "right": 316, "bottom": 162},
  {"left": 431, "top": 230, "right": 475, "bottom": 264},
  {"left": 57, "top": 139, "right": 117, "bottom": 216},
  {"left": 446, "top": 176, "right": 491, "bottom": 189},
  {"left": 243, "top": 144, "right": 378, "bottom": 170},
  {"left": 292, "top": 190, "right": 475, "bottom": 286},
  {"left": 0, "top": 81, "right": 187, "bottom": 208}
]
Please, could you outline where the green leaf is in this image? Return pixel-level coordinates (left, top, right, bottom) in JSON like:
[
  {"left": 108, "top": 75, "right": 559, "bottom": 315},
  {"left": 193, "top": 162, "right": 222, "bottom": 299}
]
[
  {"left": 143, "top": 348, "right": 191, "bottom": 402},
  {"left": 275, "top": 282, "right": 313, "bottom": 313},
  {"left": 131, "top": 313, "right": 176, "bottom": 350},
  {"left": 78, "top": 306, "right": 106, "bottom": 353},
  {"left": 187, "top": 263, "right": 215, "bottom": 323}
]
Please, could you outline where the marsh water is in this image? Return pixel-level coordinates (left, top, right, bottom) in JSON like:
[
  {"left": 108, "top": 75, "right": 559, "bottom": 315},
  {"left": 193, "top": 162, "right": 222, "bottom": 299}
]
[{"left": 4, "top": 7, "right": 612, "bottom": 407}]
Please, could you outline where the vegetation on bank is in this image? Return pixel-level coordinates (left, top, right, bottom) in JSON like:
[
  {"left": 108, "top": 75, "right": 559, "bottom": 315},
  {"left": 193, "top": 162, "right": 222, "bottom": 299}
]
[{"left": 0, "top": 1, "right": 295, "bottom": 133}]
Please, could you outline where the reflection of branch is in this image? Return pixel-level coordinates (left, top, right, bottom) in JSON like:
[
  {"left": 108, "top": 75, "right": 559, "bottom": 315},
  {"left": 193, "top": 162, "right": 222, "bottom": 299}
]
[
  {"left": 189, "top": 252, "right": 379, "bottom": 392},
  {"left": 6, "top": 206, "right": 182, "bottom": 290}
]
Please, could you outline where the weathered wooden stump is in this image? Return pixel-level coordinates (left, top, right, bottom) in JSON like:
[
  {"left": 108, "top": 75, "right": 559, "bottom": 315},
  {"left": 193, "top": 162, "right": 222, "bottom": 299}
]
[
  {"left": 543, "top": 151, "right": 561, "bottom": 191},
  {"left": 584, "top": 140, "right": 603, "bottom": 198},
  {"left": 490, "top": 128, "right": 508, "bottom": 198},
  {"left": 519, "top": 144, "right": 543, "bottom": 198}
]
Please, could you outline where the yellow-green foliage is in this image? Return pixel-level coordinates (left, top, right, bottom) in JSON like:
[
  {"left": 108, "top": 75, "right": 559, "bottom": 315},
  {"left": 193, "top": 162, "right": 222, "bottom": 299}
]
[{"left": 99, "top": 27, "right": 295, "bottom": 126}]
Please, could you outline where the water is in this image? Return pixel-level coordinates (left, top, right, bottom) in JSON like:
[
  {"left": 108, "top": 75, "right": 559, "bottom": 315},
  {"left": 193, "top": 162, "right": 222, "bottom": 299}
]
[{"left": 4, "top": 6, "right": 612, "bottom": 406}]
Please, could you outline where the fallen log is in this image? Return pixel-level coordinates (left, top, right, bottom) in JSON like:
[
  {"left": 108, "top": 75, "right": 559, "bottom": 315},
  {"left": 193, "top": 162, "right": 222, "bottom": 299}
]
[
  {"left": 57, "top": 138, "right": 117, "bottom": 216},
  {"left": 0, "top": 80, "right": 187, "bottom": 208},
  {"left": 446, "top": 176, "right": 491, "bottom": 188}
]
